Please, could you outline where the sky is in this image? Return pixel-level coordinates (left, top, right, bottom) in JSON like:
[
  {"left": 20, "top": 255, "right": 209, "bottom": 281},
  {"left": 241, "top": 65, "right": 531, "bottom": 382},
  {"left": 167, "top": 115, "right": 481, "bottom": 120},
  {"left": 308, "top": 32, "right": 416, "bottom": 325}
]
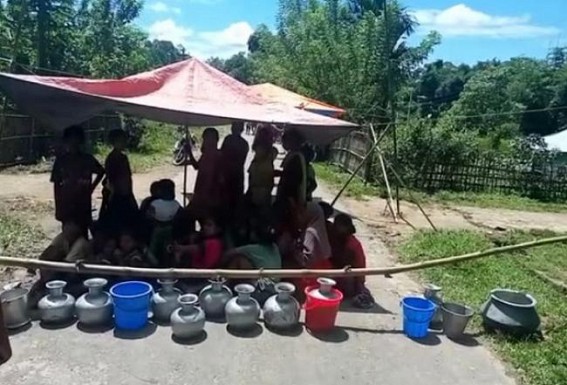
[{"left": 139, "top": 0, "right": 567, "bottom": 63}]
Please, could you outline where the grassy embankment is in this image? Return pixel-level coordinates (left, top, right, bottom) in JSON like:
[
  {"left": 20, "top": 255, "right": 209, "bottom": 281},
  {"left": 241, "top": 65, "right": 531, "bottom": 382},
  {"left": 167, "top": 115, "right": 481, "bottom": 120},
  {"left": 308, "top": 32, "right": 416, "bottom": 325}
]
[{"left": 398, "top": 229, "right": 567, "bottom": 385}]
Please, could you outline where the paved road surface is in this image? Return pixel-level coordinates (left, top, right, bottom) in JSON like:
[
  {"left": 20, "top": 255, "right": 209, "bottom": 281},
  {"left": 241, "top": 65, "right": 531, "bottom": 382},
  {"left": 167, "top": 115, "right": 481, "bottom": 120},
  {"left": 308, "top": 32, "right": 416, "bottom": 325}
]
[{"left": 0, "top": 135, "right": 516, "bottom": 385}]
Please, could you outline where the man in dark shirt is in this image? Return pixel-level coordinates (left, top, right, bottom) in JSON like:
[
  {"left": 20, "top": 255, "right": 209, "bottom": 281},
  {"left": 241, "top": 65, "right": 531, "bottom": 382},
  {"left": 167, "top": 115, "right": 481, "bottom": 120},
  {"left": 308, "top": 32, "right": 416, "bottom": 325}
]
[
  {"left": 50, "top": 125, "right": 105, "bottom": 237},
  {"left": 221, "top": 122, "right": 250, "bottom": 210}
]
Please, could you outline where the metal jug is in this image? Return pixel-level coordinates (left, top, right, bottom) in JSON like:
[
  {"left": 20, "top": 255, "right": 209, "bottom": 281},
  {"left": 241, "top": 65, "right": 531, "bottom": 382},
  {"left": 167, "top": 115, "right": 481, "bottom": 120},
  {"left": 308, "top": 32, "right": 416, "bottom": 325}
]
[{"left": 423, "top": 283, "right": 443, "bottom": 325}]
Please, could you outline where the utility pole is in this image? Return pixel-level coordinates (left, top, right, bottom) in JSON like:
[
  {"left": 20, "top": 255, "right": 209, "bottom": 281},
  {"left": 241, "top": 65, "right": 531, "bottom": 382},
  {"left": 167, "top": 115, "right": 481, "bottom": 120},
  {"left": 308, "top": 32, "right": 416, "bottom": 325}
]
[{"left": 383, "top": 0, "right": 400, "bottom": 214}]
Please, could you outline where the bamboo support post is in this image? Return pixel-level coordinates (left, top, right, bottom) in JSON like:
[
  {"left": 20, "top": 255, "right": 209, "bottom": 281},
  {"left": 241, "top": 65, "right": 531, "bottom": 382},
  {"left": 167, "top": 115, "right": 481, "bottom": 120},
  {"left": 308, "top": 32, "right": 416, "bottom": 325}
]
[
  {"left": 331, "top": 125, "right": 391, "bottom": 207},
  {"left": 377, "top": 147, "right": 437, "bottom": 231},
  {"left": 1, "top": 235, "right": 566, "bottom": 279},
  {"left": 377, "top": 150, "right": 397, "bottom": 222},
  {"left": 182, "top": 125, "right": 189, "bottom": 207}
]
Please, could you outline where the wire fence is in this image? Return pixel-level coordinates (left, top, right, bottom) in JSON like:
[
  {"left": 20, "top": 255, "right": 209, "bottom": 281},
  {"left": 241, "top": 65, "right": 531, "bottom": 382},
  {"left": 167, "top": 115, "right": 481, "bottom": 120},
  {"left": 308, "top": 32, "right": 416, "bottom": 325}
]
[
  {"left": 0, "top": 113, "right": 121, "bottom": 167},
  {"left": 329, "top": 130, "right": 567, "bottom": 202}
]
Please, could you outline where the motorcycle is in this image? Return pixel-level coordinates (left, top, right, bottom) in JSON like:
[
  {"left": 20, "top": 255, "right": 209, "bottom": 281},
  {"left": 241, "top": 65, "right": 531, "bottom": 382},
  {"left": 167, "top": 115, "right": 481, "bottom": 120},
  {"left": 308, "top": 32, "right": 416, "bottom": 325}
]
[{"left": 172, "top": 131, "right": 196, "bottom": 166}]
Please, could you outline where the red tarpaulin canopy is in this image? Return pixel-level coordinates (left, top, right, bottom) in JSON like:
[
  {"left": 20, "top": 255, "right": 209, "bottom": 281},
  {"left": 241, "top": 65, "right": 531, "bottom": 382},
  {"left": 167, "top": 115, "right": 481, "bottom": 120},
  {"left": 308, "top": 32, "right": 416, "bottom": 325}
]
[
  {"left": 249, "top": 83, "right": 346, "bottom": 118},
  {"left": 0, "top": 58, "right": 357, "bottom": 145}
]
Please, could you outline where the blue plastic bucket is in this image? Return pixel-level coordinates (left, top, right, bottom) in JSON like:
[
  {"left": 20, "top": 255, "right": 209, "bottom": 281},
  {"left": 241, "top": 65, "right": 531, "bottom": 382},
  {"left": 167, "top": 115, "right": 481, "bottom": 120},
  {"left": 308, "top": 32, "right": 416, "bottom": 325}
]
[
  {"left": 401, "top": 296, "right": 437, "bottom": 338},
  {"left": 110, "top": 281, "right": 152, "bottom": 330}
]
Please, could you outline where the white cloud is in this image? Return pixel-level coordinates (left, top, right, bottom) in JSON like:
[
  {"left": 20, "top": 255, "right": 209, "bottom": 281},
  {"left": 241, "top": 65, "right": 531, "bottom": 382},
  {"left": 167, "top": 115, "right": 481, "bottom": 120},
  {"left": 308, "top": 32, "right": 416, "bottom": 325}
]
[
  {"left": 148, "top": 1, "right": 181, "bottom": 14},
  {"left": 147, "top": 19, "right": 193, "bottom": 45},
  {"left": 147, "top": 20, "right": 254, "bottom": 58},
  {"left": 412, "top": 4, "right": 560, "bottom": 38}
]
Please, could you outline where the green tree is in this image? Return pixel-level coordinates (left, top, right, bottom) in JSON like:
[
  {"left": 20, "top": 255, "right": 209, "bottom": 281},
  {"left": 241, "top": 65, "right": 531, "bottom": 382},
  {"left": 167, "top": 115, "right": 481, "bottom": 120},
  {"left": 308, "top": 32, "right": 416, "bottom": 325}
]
[{"left": 251, "top": 0, "right": 438, "bottom": 123}]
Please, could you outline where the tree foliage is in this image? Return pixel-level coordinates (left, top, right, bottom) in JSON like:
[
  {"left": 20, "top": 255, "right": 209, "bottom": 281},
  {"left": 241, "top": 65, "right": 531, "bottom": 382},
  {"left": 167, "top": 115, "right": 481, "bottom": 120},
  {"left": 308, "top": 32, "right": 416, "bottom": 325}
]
[{"left": 0, "top": 0, "right": 188, "bottom": 77}]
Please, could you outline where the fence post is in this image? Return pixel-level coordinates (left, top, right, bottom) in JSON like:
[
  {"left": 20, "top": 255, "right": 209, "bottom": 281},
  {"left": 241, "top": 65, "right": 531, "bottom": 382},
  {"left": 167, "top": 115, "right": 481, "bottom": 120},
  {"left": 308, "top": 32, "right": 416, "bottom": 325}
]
[
  {"left": 364, "top": 124, "right": 377, "bottom": 184},
  {"left": 28, "top": 118, "right": 35, "bottom": 161}
]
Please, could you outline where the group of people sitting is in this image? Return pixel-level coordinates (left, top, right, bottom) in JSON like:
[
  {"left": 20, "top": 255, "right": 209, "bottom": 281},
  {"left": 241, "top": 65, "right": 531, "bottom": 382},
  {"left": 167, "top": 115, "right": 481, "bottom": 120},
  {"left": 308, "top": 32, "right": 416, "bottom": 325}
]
[{"left": 30, "top": 121, "right": 374, "bottom": 308}]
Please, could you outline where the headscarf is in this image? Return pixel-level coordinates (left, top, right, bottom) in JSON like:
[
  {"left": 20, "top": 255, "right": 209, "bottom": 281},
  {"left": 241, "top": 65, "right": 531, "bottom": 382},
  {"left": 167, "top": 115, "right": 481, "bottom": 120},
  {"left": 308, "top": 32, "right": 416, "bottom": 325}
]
[{"left": 302, "top": 202, "right": 332, "bottom": 262}]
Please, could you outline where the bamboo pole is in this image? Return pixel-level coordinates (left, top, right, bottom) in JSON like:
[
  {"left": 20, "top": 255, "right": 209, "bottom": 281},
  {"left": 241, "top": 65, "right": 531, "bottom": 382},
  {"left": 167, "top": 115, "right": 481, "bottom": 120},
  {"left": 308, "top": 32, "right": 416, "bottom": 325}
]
[
  {"left": 330, "top": 124, "right": 391, "bottom": 207},
  {"left": 377, "top": 150, "right": 397, "bottom": 222},
  {"left": 377, "top": 146, "right": 437, "bottom": 231},
  {"left": 1, "top": 235, "right": 566, "bottom": 279},
  {"left": 182, "top": 125, "right": 189, "bottom": 207}
]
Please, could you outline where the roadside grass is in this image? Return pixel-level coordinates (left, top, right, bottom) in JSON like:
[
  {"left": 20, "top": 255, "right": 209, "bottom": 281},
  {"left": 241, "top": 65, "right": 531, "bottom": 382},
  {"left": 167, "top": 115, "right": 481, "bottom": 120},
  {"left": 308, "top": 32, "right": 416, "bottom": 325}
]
[
  {"left": 398, "top": 229, "right": 567, "bottom": 385},
  {"left": 0, "top": 213, "right": 46, "bottom": 258},
  {"left": 314, "top": 163, "right": 379, "bottom": 199},
  {"left": 94, "top": 121, "right": 177, "bottom": 173},
  {"left": 315, "top": 163, "right": 567, "bottom": 213}
]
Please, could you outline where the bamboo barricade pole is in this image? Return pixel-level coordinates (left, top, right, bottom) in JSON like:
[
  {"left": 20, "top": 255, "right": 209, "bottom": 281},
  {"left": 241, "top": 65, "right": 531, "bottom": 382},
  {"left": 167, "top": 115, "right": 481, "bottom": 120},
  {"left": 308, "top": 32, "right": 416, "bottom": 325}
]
[{"left": 2, "top": 235, "right": 567, "bottom": 279}]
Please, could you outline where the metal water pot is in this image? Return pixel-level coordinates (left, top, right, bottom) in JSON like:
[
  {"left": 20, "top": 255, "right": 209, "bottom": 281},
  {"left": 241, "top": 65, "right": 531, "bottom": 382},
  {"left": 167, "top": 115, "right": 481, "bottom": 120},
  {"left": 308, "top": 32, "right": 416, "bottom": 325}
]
[
  {"left": 38, "top": 280, "right": 76, "bottom": 324},
  {"left": 152, "top": 279, "right": 182, "bottom": 323},
  {"left": 423, "top": 283, "right": 443, "bottom": 325},
  {"left": 0, "top": 288, "right": 31, "bottom": 330},
  {"left": 225, "top": 284, "right": 260, "bottom": 330},
  {"left": 199, "top": 279, "right": 233, "bottom": 320},
  {"left": 263, "top": 282, "right": 300, "bottom": 330}
]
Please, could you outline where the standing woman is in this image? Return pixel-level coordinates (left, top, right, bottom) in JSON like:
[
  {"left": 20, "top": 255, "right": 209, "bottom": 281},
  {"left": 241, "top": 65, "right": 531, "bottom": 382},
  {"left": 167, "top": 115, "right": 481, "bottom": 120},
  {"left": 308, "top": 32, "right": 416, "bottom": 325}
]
[
  {"left": 51, "top": 125, "right": 105, "bottom": 237},
  {"left": 274, "top": 128, "right": 307, "bottom": 224},
  {"left": 187, "top": 127, "right": 224, "bottom": 223},
  {"left": 100, "top": 129, "right": 139, "bottom": 235},
  {"left": 248, "top": 124, "right": 275, "bottom": 210}
]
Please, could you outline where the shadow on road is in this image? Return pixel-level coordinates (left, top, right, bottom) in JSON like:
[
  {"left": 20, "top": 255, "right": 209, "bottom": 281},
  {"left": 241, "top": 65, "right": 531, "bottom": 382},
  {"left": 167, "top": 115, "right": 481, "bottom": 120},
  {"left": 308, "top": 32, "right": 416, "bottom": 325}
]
[
  {"left": 113, "top": 322, "right": 157, "bottom": 340},
  {"left": 264, "top": 323, "right": 304, "bottom": 337},
  {"left": 39, "top": 318, "right": 77, "bottom": 331},
  {"left": 171, "top": 330, "right": 208, "bottom": 345},
  {"left": 340, "top": 300, "right": 393, "bottom": 315},
  {"left": 226, "top": 323, "right": 264, "bottom": 338},
  {"left": 77, "top": 322, "right": 114, "bottom": 334},
  {"left": 308, "top": 327, "right": 349, "bottom": 343}
]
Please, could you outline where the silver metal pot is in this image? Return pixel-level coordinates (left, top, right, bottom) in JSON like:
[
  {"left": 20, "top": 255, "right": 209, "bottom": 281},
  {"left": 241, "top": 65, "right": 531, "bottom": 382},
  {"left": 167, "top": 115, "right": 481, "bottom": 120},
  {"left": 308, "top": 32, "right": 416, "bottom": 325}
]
[
  {"left": 170, "top": 294, "right": 206, "bottom": 339},
  {"left": 263, "top": 282, "right": 300, "bottom": 330},
  {"left": 38, "top": 280, "right": 76, "bottom": 324},
  {"left": 225, "top": 284, "right": 260, "bottom": 330},
  {"left": 0, "top": 288, "right": 31, "bottom": 329},
  {"left": 75, "top": 278, "right": 113, "bottom": 326}
]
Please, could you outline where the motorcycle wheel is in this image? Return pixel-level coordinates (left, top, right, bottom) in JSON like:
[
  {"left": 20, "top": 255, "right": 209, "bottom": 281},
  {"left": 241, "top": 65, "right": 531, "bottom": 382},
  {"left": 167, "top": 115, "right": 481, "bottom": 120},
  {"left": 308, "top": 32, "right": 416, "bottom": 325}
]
[{"left": 172, "top": 150, "right": 186, "bottom": 166}]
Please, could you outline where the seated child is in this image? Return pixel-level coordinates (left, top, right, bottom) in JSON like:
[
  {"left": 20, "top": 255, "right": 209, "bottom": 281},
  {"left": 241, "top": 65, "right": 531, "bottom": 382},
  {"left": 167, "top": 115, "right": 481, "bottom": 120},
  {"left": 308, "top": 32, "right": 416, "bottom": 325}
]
[
  {"left": 332, "top": 214, "right": 375, "bottom": 309},
  {"left": 173, "top": 215, "right": 223, "bottom": 269},
  {"left": 140, "top": 181, "right": 161, "bottom": 217},
  {"left": 91, "top": 228, "right": 117, "bottom": 265},
  {"left": 148, "top": 179, "right": 182, "bottom": 222},
  {"left": 147, "top": 179, "right": 182, "bottom": 266},
  {"left": 114, "top": 229, "right": 151, "bottom": 268}
]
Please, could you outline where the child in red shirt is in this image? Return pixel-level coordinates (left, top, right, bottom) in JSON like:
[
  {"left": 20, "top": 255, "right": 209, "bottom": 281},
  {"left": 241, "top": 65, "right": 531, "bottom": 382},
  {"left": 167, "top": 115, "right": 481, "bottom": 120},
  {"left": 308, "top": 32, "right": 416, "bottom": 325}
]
[
  {"left": 173, "top": 216, "right": 223, "bottom": 269},
  {"left": 332, "top": 214, "right": 375, "bottom": 309}
]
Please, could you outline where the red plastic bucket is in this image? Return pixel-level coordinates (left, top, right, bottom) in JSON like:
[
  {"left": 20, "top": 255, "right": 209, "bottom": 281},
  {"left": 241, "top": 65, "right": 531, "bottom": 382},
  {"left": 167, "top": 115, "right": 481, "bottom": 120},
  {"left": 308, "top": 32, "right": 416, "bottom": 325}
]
[{"left": 304, "top": 285, "right": 343, "bottom": 332}]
